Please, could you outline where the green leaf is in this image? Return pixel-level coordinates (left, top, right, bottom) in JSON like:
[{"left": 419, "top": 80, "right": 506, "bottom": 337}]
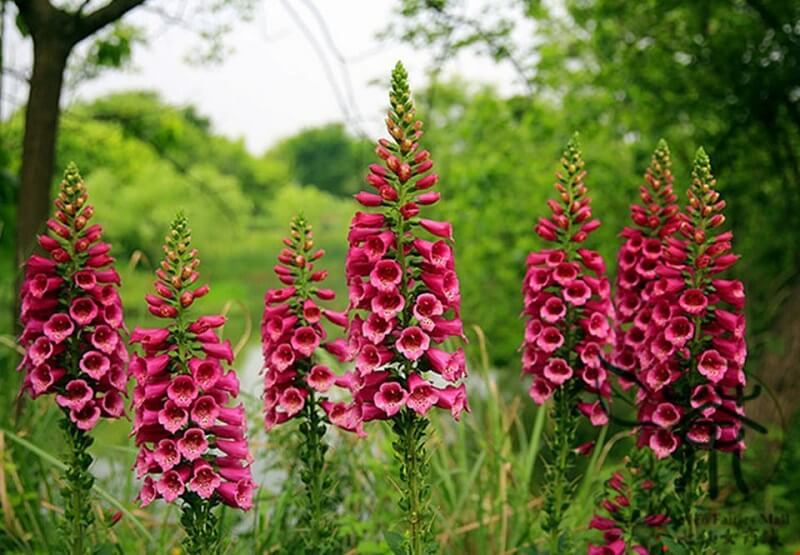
[
  {"left": 384, "top": 531, "right": 406, "bottom": 555},
  {"left": 92, "top": 542, "right": 118, "bottom": 555}
]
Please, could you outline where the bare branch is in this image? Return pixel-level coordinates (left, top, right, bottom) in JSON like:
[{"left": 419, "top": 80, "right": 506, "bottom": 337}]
[{"left": 75, "top": 0, "right": 147, "bottom": 41}]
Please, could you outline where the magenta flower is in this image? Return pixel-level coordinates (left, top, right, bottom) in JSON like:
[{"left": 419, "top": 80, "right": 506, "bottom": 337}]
[
  {"left": 71, "top": 401, "right": 102, "bottom": 431},
  {"left": 158, "top": 401, "right": 189, "bottom": 434},
  {"left": 521, "top": 135, "right": 613, "bottom": 423},
  {"left": 156, "top": 470, "right": 186, "bottom": 503},
  {"left": 55, "top": 379, "right": 94, "bottom": 410},
  {"left": 306, "top": 364, "right": 335, "bottom": 392},
  {"left": 189, "top": 358, "right": 222, "bottom": 390},
  {"left": 188, "top": 461, "right": 222, "bottom": 499},
  {"left": 260, "top": 215, "right": 347, "bottom": 548},
  {"left": 395, "top": 326, "right": 431, "bottom": 361},
  {"left": 261, "top": 216, "right": 346, "bottom": 431},
  {"left": 611, "top": 141, "right": 681, "bottom": 377},
  {"left": 405, "top": 374, "right": 439, "bottom": 416},
  {"left": 18, "top": 164, "right": 129, "bottom": 426},
  {"left": 43, "top": 313, "right": 74, "bottom": 343},
  {"left": 333, "top": 62, "right": 468, "bottom": 552},
  {"left": 190, "top": 395, "right": 220, "bottom": 428},
  {"left": 177, "top": 428, "right": 209, "bottom": 461},
  {"left": 166, "top": 375, "right": 199, "bottom": 408},
  {"left": 333, "top": 63, "right": 468, "bottom": 435},
  {"left": 278, "top": 386, "right": 306, "bottom": 417},
  {"left": 217, "top": 479, "right": 255, "bottom": 511},
  {"left": 633, "top": 149, "right": 748, "bottom": 459},
  {"left": 100, "top": 390, "right": 124, "bottom": 417},
  {"left": 374, "top": 382, "right": 409, "bottom": 417},
  {"left": 130, "top": 214, "right": 254, "bottom": 529}
]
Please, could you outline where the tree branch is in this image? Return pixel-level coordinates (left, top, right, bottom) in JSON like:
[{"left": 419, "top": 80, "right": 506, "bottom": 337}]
[{"left": 74, "top": 0, "right": 147, "bottom": 41}]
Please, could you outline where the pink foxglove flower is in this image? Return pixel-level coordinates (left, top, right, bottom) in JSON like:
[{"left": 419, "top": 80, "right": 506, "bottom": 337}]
[
  {"left": 612, "top": 141, "right": 681, "bottom": 377},
  {"left": 336, "top": 61, "right": 468, "bottom": 553},
  {"left": 521, "top": 135, "right": 613, "bottom": 423},
  {"left": 261, "top": 216, "right": 346, "bottom": 430},
  {"left": 131, "top": 214, "right": 253, "bottom": 552},
  {"left": 17, "top": 163, "right": 129, "bottom": 552},
  {"left": 522, "top": 136, "right": 614, "bottom": 552},
  {"left": 635, "top": 149, "right": 748, "bottom": 460},
  {"left": 261, "top": 216, "right": 344, "bottom": 550},
  {"left": 19, "top": 164, "right": 129, "bottom": 424},
  {"left": 334, "top": 63, "right": 468, "bottom": 433}
]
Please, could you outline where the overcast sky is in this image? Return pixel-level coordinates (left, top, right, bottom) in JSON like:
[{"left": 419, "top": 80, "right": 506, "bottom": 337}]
[{"left": 1, "top": 1, "right": 523, "bottom": 154}]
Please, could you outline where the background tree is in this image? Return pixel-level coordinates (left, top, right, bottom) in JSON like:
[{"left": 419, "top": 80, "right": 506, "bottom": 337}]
[
  {"left": 12, "top": 0, "right": 147, "bottom": 271},
  {"left": 8, "top": 0, "right": 255, "bottom": 272},
  {"left": 268, "top": 123, "right": 374, "bottom": 197}
]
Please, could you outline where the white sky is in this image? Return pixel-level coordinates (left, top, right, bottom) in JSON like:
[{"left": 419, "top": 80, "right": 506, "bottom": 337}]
[{"left": 1, "top": 0, "right": 524, "bottom": 154}]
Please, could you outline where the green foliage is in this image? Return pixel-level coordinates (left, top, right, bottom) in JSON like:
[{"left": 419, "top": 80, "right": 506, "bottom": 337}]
[
  {"left": 415, "top": 81, "right": 635, "bottom": 366},
  {"left": 1, "top": 20, "right": 799, "bottom": 547},
  {"left": 180, "top": 495, "right": 222, "bottom": 555},
  {"left": 541, "top": 389, "right": 579, "bottom": 553},
  {"left": 293, "top": 396, "right": 341, "bottom": 554},
  {"left": 268, "top": 123, "right": 373, "bottom": 197},
  {"left": 672, "top": 449, "right": 714, "bottom": 554},
  {"left": 392, "top": 0, "right": 800, "bottom": 366},
  {"left": 0, "top": 161, "right": 16, "bottom": 336},
  {"left": 60, "top": 418, "right": 95, "bottom": 555},
  {"left": 67, "top": 23, "right": 145, "bottom": 85},
  {"left": 391, "top": 411, "right": 436, "bottom": 555}
]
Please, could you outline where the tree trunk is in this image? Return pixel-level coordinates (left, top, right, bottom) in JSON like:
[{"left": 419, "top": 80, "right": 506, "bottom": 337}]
[{"left": 15, "top": 34, "right": 70, "bottom": 269}]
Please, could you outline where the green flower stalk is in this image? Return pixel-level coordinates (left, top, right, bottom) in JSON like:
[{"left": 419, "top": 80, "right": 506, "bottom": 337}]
[
  {"left": 17, "top": 164, "right": 130, "bottom": 554},
  {"left": 587, "top": 448, "right": 672, "bottom": 554},
  {"left": 522, "top": 136, "right": 614, "bottom": 552},
  {"left": 331, "top": 62, "right": 469, "bottom": 555}
]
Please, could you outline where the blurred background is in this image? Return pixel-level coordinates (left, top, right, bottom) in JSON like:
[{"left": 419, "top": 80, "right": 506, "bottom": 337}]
[{"left": 0, "top": 1, "right": 798, "bottom": 553}]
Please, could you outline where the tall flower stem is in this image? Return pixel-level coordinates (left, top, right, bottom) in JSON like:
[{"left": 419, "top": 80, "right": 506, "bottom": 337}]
[
  {"left": 391, "top": 410, "right": 433, "bottom": 555},
  {"left": 542, "top": 388, "right": 578, "bottom": 554},
  {"left": 673, "top": 446, "right": 711, "bottom": 554},
  {"left": 521, "top": 135, "right": 614, "bottom": 552},
  {"left": 261, "top": 214, "right": 343, "bottom": 552},
  {"left": 61, "top": 418, "right": 94, "bottom": 555},
  {"left": 297, "top": 392, "right": 335, "bottom": 550},
  {"left": 180, "top": 494, "right": 221, "bottom": 554},
  {"left": 339, "top": 60, "right": 466, "bottom": 554},
  {"left": 131, "top": 213, "right": 255, "bottom": 549},
  {"left": 386, "top": 63, "right": 437, "bottom": 554}
]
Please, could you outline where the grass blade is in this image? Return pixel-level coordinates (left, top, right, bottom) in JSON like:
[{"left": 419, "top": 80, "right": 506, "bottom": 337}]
[{"left": 2, "top": 428, "right": 155, "bottom": 543}]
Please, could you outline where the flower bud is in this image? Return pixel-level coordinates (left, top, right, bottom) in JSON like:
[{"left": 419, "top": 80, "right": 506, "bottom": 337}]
[
  {"left": 415, "top": 173, "right": 439, "bottom": 190},
  {"left": 355, "top": 192, "right": 383, "bottom": 207},
  {"left": 400, "top": 202, "right": 420, "bottom": 219},
  {"left": 386, "top": 155, "right": 401, "bottom": 172},
  {"left": 366, "top": 173, "right": 389, "bottom": 189},
  {"left": 180, "top": 291, "right": 194, "bottom": 308},
  {"left": 416, "top": 192, "right": 440, "bottom": 205},
  {"left": 379, "top": 186, "right": 398, "bottom": 202},
  {"left": 397, "top": 163, "right": 412, "bottom": 183}
]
